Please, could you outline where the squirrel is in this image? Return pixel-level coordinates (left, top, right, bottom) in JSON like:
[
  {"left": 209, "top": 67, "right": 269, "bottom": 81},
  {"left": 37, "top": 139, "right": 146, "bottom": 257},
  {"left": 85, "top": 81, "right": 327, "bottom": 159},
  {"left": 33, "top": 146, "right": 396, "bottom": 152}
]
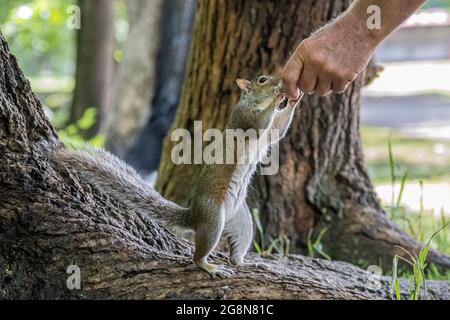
[{"left": 54, "top": 75, "right": 301, "bottom": 278}]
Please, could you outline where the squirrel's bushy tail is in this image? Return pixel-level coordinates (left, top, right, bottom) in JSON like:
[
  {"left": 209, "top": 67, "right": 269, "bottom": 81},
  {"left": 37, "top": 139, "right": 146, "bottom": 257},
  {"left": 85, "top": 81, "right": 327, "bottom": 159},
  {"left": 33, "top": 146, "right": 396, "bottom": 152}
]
[{"left": 53, "top": 146, "right": 191, "bottom": 231}]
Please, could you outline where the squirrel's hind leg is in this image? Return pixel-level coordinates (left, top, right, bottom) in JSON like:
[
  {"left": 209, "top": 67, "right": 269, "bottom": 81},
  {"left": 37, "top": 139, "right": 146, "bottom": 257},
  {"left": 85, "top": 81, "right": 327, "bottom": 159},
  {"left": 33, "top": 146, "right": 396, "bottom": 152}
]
[
  {"left": 225, "top": 204, "right": 271, "bottom": 270},
  {"left": 225, "top": 204, "right": 253, "bottom": 265},
  {"left": 193, "top": 212, "right": 233, "bottom": 278}
]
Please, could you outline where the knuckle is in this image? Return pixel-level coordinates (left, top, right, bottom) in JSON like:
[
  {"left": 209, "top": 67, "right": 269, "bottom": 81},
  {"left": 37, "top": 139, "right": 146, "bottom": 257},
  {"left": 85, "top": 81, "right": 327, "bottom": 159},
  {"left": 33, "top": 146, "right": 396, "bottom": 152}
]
[
  {"left": 291, "top": 52, "right": 304, "bottom": 65},
  {"left": 322, "top": 67, "right": 335, "bottom": 79},
  {"left": 329, "top": 68, "right": 349, "bottom": 81},
  {"left": 297, "top": 82, "right": 309, "bottom": 93},
  {"left": 333, "top": 71, "right": 346, "bottom": 81},
  {"left": 309, "top": 54, "right": 324, "bottom": 67},
  {"left": 297, "top": 40, "right": 310, "bottom": 53},
  {"left": 335, "top": 84, "right": 349, "bottom": 93},
  {"left": 343, "top": 72, "right": 357, "bottom": 81}
]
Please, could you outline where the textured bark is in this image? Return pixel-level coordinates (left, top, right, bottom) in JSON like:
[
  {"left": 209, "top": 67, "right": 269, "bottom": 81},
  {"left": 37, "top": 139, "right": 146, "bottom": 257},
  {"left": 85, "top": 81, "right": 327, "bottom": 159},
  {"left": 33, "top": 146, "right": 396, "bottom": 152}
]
[
  {"left": 0, "top": 31, "right": 449, "bottom": 300},
  {"left": 104, "top": 0, "right": 163, "bottom": 157},
  {"left": 124, "top": 0, "right": 196, "bottom": 174},
  {"left": 156, "top": 0, "right": 450, "bottom": 269},
  {"left": 70, "top": 0, "right": 115, "bottom": 137}
]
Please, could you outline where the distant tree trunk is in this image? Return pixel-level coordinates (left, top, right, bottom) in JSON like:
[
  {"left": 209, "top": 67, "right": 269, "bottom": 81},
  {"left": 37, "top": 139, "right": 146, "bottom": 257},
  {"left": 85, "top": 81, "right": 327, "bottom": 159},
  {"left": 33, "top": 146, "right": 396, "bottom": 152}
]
[
  {"left": 104, "top": 0, "right": 163, "bottom": 158},
  {"left": 4, "top": 31, "right": 449, "bottom": 299},
  {"left": 124, "top": 0, "right": 196, "bottom": 174},
  {"left": 70, "top": 0, "right": 115, "bottom": 138},
  {"left": 156, "top": 0, "right": 450, "bottom": 269}
]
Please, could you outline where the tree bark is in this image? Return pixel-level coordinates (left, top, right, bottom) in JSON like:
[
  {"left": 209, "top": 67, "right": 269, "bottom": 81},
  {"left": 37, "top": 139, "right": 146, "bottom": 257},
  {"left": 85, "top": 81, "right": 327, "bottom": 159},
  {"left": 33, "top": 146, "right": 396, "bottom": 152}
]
[
  {"left": 124, "top": 0, "right": 196, "bottom": 174},
  {"left": 156, "top": 0, "right": 450, "bottom": 269},
  {"left": 104, "top": 0, "right": 163, "bottom": 157},
  {"left": 70, "top": 0, "right": 115, "bottom": 138},
  {"left": 0, "top": 31, "right": 449, "bottom": 300}
]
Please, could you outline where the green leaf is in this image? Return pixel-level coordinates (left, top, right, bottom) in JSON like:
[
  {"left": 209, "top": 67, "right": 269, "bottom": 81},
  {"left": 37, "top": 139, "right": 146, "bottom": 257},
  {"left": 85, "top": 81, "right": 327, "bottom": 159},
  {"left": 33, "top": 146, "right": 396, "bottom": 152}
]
[
  {"left": 252, "top": 208, "right": 265, "bottom": 251},
  {"left": 89, "top": 134, "right": 105, "bottom": 147},
  {"left": 252, "top": 209, "right": 264, "bottom": 236},
  {"left": 77, "top": 107, "right": 97, "bottom": 130},
  {"left": 314, "top": 245, "right": 332, "bottom": 260},
  {"left": 394, "top": 279, "right": 401, "bottom": 300},
  {"left": 252, "top": 240, "right": 261, "bottom": 254},
  {"left": 391, "top": 256, "right": 401, "bottom": 300},
  {"left": 388, "top": 138, "right": 396, "bottom": 183},
  {"left": 307, "top": 228, "right": 314, "bottom": 257},
  {"left": 266, "top": 238, "right": 281, "bottom": 255},
  {"left": 396, "top": 170, "right": 408, "bottom": 209}
]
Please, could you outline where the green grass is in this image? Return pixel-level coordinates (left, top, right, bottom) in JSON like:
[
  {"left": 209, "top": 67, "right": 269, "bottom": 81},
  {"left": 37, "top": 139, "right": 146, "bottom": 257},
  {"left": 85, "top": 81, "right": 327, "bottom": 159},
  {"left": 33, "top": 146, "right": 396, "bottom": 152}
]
[
  {"left": 388, "top": 207, "right": 448, "bottom": 256},
  {"left": 307, "top": 226, "right": 331, "bottom": 260},
  {"left": 252, "top": 208, "right": 290, "bottom": 256},
  {"left": 391, "top": 223, "right": 448, "bottom": 300},
  {"left": 361, "top": 127, "right": 450, "bottom": 184},
  {"left": 362, "top": 127, "right": 450, "bottom": 281}
]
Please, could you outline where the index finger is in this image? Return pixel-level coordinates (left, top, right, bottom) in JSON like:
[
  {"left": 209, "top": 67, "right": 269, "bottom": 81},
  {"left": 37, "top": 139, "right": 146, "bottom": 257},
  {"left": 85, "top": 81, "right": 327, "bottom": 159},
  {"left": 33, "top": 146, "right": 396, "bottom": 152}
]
[{"left": 281, "top": 54, "right": 304, "bottom": 99}]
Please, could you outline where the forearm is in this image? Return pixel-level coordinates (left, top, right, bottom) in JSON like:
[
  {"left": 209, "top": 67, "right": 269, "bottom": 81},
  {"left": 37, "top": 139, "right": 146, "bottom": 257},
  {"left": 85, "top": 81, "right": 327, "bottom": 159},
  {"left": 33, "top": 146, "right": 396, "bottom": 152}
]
[{"left": 341, "top": 0, "right": 426, "bottom": 46}]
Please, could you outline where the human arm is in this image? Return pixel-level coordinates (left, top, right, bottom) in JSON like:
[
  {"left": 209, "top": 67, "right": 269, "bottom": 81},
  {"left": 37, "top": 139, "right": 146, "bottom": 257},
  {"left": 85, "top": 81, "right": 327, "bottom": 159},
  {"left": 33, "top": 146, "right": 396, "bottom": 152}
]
[{"left": 281, "top": 0, "right": 426, "bottom": 97}]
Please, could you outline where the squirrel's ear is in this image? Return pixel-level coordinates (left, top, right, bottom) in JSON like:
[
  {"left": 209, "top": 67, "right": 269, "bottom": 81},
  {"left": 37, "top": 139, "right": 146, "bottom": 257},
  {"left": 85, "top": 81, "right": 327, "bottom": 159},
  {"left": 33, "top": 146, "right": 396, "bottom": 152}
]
[{"left": 236, "top": 79, "right": 251, "bottom": 92}]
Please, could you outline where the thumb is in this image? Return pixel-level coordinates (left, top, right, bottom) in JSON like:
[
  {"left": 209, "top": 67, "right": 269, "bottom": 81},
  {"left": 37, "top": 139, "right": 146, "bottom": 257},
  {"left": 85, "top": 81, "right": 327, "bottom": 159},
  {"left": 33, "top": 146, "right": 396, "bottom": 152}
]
[{"left": 281, "top": 53, "right": 304, "bottom": 99}]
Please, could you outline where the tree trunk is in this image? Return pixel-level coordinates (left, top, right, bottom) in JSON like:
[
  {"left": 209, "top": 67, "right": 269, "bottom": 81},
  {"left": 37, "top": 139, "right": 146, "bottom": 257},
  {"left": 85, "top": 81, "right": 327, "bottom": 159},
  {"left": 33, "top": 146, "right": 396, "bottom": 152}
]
[
  {"left": 104, "top": 0, "right": 163, "bottom": 157},
  {"left": 70, "top": 0, "right": 115, "bottom": 138},
  {"left": 156, "top": 0, "right": 450, "bottom": 269},
  {"left": 1, "top": 31, "right": 449, "bottom": 300},
  {"left": 124, "top": 0, "right": 196, "bottom": 174}
]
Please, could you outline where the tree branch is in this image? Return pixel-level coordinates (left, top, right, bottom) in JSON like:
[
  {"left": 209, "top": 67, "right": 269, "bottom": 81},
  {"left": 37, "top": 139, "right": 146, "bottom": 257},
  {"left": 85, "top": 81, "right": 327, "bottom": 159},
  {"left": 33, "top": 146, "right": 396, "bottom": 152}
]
[{"left": 0, "top": 31, "right": 448, "bottom": 300}]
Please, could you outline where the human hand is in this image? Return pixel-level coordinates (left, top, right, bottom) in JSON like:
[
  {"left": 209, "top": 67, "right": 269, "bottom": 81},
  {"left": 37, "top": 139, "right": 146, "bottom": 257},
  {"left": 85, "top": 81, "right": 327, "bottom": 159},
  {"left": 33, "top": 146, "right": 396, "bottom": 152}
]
[{"left": 282, "top": 16, "right": 377, "bottom": 98}]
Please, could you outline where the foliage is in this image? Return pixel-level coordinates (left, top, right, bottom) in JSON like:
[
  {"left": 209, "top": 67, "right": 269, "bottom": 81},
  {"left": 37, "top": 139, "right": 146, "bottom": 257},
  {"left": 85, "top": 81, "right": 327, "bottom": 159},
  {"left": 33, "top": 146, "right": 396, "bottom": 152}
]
[
  {"left": 58, "top": 107, "right": 105, "bottom": 147},
  {"left": 387, "top": 138, "right": 409, "bottom": 219},
  {"left": 363, "top": 129, "right": 450, "bottom": 280},
  {"left": 252, "top": 209, "right": 290, "bottom": 256},
  {"left": 1, "top": 0, "right": 77, "bottom": 76},
  {"left": 379, "top": 136, "right": 450, "bottom": 255},
  {"left": 0, "top": 0, "right": 29, "bottom": 25},
  {"left": 391, "top": 223, "right": 448, "bottom": 300},
  {"left": 307, "top": 226, "right": 331, "bottom": 260},
  {"left": 1, "top": 0, "right": 129, "bottom": 133}
]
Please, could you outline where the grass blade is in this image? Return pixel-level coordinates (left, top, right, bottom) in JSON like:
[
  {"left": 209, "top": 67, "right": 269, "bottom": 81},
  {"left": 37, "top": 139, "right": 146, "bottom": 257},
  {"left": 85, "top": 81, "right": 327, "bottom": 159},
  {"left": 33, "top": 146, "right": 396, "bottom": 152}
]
[{"left": 395, "top": 170, "right": 408, "bottom": 209}]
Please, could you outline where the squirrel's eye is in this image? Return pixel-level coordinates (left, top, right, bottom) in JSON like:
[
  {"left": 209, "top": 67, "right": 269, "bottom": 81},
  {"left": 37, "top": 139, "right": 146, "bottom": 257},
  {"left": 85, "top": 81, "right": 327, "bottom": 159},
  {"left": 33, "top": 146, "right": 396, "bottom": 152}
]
[{"left": 258, "top": 76, "right": 268, "bottom": 85}]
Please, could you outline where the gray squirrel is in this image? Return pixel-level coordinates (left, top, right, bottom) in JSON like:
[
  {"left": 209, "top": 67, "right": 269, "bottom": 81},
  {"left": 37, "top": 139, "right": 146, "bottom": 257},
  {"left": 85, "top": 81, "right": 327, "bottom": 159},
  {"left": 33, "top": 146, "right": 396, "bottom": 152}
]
[{"left": 54, "top": 75, "right": 301, "bottom": 278}]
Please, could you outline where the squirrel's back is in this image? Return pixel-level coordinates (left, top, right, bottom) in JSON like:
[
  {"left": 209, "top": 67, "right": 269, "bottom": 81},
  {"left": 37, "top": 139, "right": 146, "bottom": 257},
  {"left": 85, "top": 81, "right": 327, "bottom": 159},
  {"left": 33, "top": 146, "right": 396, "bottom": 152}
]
[{"left": 53, "top": 145, "right": 190, "bottom": 230}]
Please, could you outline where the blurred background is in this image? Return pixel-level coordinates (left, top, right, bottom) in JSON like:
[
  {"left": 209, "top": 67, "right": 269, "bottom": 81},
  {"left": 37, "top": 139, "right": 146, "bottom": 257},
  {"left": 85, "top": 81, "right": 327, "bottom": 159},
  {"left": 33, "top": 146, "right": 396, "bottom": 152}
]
[
  {"left": 360, "top": 0, "right": 450, "bottom": 248},
  {"left": 0, "top": 0, "right": 449, "bottom": 263}
]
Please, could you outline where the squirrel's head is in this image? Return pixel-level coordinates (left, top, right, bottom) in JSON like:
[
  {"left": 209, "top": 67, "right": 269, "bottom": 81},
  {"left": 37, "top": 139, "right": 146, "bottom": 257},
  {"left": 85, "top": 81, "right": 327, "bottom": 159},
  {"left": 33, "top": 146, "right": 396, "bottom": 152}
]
[{"left": 229, "top": 75, "right": 285, "bottom": 130}]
